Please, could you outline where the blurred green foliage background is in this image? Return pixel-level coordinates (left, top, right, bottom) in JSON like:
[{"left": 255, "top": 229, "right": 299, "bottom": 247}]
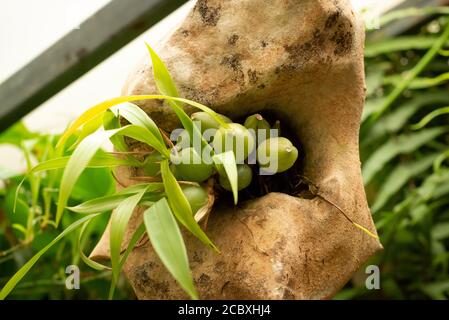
[
  {"left": 1, "top": 5, "right": 449, "bottom": 300},
  {"left": 0, "top": 127, "right": 134, "bottom": 299},
  {"left": 336, "top": 7, "right": 449, "bottom": 300}
]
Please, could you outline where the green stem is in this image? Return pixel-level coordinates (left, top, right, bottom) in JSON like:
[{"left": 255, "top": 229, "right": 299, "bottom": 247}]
[
  {"left": 371, "top": 21, "right": 449, "bottom": 121},
  {"left": 411, "top": 106, "right": 449, "bottom": 130}
]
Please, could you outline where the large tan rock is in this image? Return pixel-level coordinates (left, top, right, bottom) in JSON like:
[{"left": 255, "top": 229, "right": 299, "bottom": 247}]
[{"left": 91, "top": 0, "right": 382, "bottom": 299}]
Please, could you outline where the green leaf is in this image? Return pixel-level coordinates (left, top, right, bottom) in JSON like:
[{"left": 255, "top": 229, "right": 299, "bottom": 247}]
[
  {"left": 371, "top": 154, "right": 438, "bottom": 213},
  {"left": 162, "top": 95, "right": 214, "bottom": 158},
  {"left": 14, "top": 152, "right": 142, "bottom": 215},
  {"left": 55, "top": 129, "right": 121, "bottom": 226},
  {"left": 363, "top": 105, "right": 420, "bottom": 148},
  {"left": 68, "top": 183, "right": 163, "bottom": 214},
  {"left": 143, "top": 197, "right": 198, "bottom": 299},
  {"left": 68, "top": 113, "right": 104, "bottom": 151},
  {"left": 110, "top": 189, "right": 148, "bottom": 283},
  {"left": 114, "top": 102, "right": 165, "bottom": 148},
  {"left": 28, "top": 153, "right": 143, "bottom": 175},
  {"left": 362, "top": 92, "right": 449, "bottom": 147},
  {"left": 415, "top": 169, "right": 449, "bottom": 202},
  {"left": 146, "top": 43, "right": 228, "bottom": 145},
  {"left": 0, "top": 213, "right": 102, "bottom": 300},
  {"left": 56, "top": 125, "right": 170, "bottom": 226},
  {"left": 146, "top": 43, "right": 179, "bottom": 98},
  {"left": 69, "top": 194, "right": 136, "bottom": 214},
  {"left": 103, "top": 110, "right": 128, "bottom": 152},
  {"left": 421, "top": 280, "right": 449, "bottom": 300},
  {"left": 116, "top": 125, "right": 169, "bottom": 158},
  {"left": 160, "top": 160, "right": 217, "bottom": 251},
  {"left": 433, "top": 184, "right": 449, "bottom": 200},
  {"left": 57, "top": 95, "right": 226, "bottom": 150},
  {"left": 119, "top": 223, "right": 146, "bottom": 270},
  {"left": 213, "top": 151, "right": 238, "bottom": 204},
  {"left": 369, "top": 22, "right": 449, "bottom": 120},
  {"left": 363, "top": 127, "right": 446, "bottom": 185},
  {"left": 432, "top": 222, "right": 449, "bottom": 240},
  {"left": 147, "top": 42, "right": 225, "bottom": 125},
  {"left": 78, "top": 219, "right": 110, "bottom": 271},
  {"left": 71, "top": 167, "right": 114, "bottom": 201},
  {"left": 21, "top": 139, "right": 40, "bottom": 207},
  {"left": 4, "top": 187, "right": 29, "bottom": 239}
]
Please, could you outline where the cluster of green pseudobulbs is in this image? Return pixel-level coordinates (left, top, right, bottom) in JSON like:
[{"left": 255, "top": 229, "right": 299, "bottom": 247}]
[{"left": 143, "top": 112, "right": 299, "bottom": 209}]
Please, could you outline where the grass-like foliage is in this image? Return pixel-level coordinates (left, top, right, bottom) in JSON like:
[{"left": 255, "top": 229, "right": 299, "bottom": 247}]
[
  {"left": 0, "top": 44, "right": 236, "bottom": 300},
  {"left": 335, "top": 8, "right": 449, "bottom": 300}
]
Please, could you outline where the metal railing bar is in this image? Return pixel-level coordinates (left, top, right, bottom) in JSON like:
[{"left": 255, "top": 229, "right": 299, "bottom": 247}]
[{"left": 0, "top": 0, "right": 188, "bottom": 133}]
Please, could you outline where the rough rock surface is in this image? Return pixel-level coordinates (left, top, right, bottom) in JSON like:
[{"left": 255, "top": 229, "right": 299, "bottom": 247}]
[{"left": 91, "top": 0, "right": 382, "bottom": 299}]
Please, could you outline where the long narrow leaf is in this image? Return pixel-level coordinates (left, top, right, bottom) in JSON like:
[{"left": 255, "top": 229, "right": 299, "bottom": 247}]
[
  {"left": 57, "top": 95, "right": 228, "bottom": 150},
  {"left": 370, "top": 22, "right": 449, "bottom": 120},
  {"left": 146, "top": 43, "right": 220, "bottom": 158},
  {"left": 146, "top": 43, "right": 227, "bottom": 127},
  {"left": 56, "top": 130, "right": 120, "bottom": 225},
  {"left": 362, "top": 92, "right": 449, "bottom": 146},
  {"left": 113, "top": 125, "right": 169, "bottom": 158},
  {"left": 119, "top": 223, "right": 146, "bottom": 270},
  {"left": 29, "top": 153, "right": 143, "bottom": 175},
  {"left": 110, "top": 189, "right": 148, "bottom": 283},
  {"left": 213, "top": 151, "right": 238, "bottom": 204},
  {"left": 143, "top": 198, "right": 198, "bottom": 299},
  {"left": 417, "top": 169, "right": 449, "bottom": 201},
  {"left": 160, "top": 160, "right": 217, "bottom": 251},
  {"left": 68, "top": 113, "right": 104, "bottom": 151},
  {"left": 0, "top": 213, "right": 102, "bottom": 300},
  {"left": 78, "top": 220, "right": 110, "bottom": 271},
  {"left": 372, "top": 154, "right": 438, "bottom": 213},
  {"left": 363, "top": 127, "right": 446, "bottom": 185},
  {"left": 69, "top": 193, "right": 162, "bottom": 214},
  {"left": 103, "top": 110, "right": 128, "bottom": 152},
  {"left": 68, "top": 183, "right": 163, "bottom": 214},
  {"left": 56, "top": 125, "right": 169, "bottom": 225},
  {"left": 146, "top": 43, "right": 179, "bottom": 97},
  {"left": 114, "top": 102, "right": 165, "bottom": 147}
]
